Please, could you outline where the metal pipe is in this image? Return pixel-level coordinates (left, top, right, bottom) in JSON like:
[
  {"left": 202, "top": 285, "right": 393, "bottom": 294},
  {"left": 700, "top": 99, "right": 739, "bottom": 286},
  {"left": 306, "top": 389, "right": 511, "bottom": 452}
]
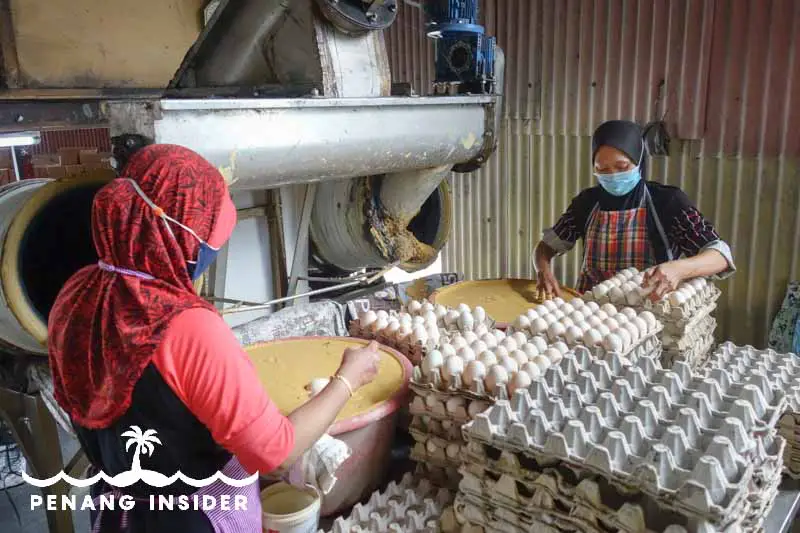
[
  {"left": 265, "top": 189, "right": 288, "bottom": 303},
  {"left": 379, "top": 165, "right": 450, "bottom": 222},
  {"left": 9, "top": 147, "right": 19, "bottom": 181},
  {"left": 195, "top": 0, "right": 296, "bottom": 86}
]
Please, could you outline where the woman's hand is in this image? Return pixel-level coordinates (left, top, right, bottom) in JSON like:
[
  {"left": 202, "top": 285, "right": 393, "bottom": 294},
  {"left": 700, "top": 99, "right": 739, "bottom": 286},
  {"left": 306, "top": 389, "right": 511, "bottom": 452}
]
[
  {"left": 642, "top": 261, "right": 686, "bottom": 301},
  {"left": 336, "top": 341, "right": 381, "bottom": 391},
  {"left": 536, "top": 266, "right": 562, "bottom": 299}
]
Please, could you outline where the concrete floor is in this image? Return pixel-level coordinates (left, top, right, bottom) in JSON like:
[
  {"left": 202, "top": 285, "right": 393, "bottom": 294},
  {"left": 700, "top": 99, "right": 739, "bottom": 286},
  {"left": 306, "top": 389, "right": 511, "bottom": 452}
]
[{"left": 0, "top": 428, "right": 90, "bottom": 533}]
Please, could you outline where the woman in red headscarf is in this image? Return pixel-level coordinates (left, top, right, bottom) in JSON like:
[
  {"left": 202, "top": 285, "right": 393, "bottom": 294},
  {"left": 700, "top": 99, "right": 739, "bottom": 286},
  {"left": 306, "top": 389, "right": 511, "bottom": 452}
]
[{"left": 48, "top": 145, "right": 380, "bottom": 533}]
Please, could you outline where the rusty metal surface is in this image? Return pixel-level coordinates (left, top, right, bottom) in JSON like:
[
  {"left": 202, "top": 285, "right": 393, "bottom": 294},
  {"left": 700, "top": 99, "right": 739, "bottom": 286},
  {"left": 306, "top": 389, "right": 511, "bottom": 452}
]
[{"left": 386, "top": 0, "right": 800, "bottom": 346}]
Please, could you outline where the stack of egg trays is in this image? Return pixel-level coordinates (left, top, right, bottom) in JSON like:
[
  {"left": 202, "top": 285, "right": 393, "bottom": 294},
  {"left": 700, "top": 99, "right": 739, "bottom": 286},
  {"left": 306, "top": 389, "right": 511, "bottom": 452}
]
[
  {"left": 321, "top": 472, "right": 453, "bottom": 533},
  {"left": 662, "top": 315, "right": 718, "bottom": 369},
  {"left": 455, "top": 459, "right": 706, "bottom": 533},
  {"left": 702, "top": 342, "right": 800, "bottom": 476},
  {"left": 506, "top": 319, "right": 665, "bottom": 364},
  {"left": 462, "top": 348, "right": 787, "bottom": 530}
]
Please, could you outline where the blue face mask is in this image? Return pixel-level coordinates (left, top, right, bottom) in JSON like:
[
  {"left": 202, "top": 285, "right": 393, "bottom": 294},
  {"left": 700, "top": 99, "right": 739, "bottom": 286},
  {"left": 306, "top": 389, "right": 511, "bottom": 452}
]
[
  {"left": 127, "top": 180, "right": 221, "bottom": 282},
  {"left": 595, "top": 166, "right": 642, "bottom": 196}
]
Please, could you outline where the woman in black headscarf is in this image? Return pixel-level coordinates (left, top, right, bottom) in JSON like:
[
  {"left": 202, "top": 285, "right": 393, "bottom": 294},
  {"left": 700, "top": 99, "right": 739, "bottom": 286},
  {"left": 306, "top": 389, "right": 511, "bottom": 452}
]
[{"left": 534, "top": 120, "right": 734, "bottom": 299}]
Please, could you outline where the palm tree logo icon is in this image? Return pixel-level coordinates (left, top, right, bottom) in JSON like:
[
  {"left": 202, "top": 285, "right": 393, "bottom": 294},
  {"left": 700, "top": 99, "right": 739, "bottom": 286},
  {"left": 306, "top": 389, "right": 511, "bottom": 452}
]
[{"left": 121, "top": 426, "right": 162, "bottom": 473}]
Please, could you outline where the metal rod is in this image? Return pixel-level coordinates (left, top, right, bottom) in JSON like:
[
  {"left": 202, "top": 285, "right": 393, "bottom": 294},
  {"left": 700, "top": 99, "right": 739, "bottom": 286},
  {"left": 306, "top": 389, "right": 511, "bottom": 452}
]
[
  {"left": 265, "top": 189, "right": 288, "bottom": 305},
  {"left": 10, "top": 146, "right": 20, "bottom": 181},
  {"left": 287, "top": 183, "right": 317, "bottom": 298}
]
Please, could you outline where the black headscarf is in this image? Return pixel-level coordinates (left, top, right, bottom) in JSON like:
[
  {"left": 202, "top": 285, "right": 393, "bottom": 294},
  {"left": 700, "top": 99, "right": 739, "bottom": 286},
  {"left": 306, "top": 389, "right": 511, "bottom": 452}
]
[{"left": 591, "top": 120, "right": 649, "bottom": 211}]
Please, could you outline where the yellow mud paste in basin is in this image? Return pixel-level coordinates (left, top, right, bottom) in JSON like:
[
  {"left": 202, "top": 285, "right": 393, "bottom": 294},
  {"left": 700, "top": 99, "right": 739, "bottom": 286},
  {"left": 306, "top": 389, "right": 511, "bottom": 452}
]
[
  {"left": 246, "top": 338, "right": 406, "bottom": 422},
  {"left": 431, "top": 279, "right": 580, "bottom": 325}
]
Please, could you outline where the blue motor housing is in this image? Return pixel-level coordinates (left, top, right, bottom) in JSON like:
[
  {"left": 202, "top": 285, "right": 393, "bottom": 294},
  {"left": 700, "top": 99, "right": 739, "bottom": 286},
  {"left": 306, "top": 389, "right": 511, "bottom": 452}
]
[{"left": 425, "top": 0, "right": 496, "bottom": 93}]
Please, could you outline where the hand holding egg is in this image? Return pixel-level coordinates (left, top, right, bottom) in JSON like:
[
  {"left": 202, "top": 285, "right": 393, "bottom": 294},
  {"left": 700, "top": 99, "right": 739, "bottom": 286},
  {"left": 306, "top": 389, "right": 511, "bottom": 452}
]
[{"left": 642, "top": 262, "right": 685, "bottom": 301}]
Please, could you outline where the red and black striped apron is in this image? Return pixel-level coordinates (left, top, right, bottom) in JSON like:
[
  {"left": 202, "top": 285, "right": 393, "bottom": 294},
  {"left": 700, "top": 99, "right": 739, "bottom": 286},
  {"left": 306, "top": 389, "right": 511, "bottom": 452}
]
[{"left": 576, "top": 187, "right": 672, "bottom": 293}]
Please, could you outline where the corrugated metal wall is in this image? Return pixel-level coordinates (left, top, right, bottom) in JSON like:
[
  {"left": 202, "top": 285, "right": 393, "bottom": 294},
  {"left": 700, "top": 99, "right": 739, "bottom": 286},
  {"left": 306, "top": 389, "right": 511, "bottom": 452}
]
[{"left": 386, "top": 0, "right": 800, "bottom": 346}]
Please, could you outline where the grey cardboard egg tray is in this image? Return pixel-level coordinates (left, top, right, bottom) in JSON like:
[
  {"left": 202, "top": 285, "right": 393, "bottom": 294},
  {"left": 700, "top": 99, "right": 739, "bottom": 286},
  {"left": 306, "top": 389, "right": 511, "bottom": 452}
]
[
  {"left": 411, "top": 413, "right": 467, "bottom": 441},
  {"left": 660, "top": 303, "right": 717, "bottom": 337},
  {"left": 410, "top": 430, "right": 465, "bottom": 470},
  {"left": 321, "top": 472, "right": 453, "bottom": 533},
  {"left": 662, "top": 315, "right": 717, "bottom": 352},
  {"left": 460, "top": 352, "right": 787, "bottom": 523},
  {"left": 415, "top": 462, "right": 462, "bottom": 491},
  {"left": 409, "top": 391, "right": 492, "bottom": 424},
  {"left": 662, "top": 330, "right": 717, "bottom": 370},
  {"left": 456, "top": 463, "right": 718, "bottom": 533}
]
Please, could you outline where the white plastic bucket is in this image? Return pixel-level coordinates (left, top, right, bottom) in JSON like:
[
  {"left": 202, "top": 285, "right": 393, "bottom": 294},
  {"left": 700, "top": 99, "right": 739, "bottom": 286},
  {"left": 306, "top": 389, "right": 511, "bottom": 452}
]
[{"left": 261, "top": 483, "right": 321, "bottom": 533}]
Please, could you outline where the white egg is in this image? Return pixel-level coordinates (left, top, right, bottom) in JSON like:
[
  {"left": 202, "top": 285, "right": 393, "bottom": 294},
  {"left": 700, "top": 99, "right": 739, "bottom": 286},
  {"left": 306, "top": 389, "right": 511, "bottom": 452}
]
[
  {"left": 613, "top": 313, "right": 629, "bottom": 326},
  {"left": 446, "top": 443, "right": 461, "bottom": 459},
  {"left": 530, "top": 336, "right": 549, "bottom": 353},
  {"left": 561, "top": 316, "right": 575, "bottom": 329},
  {"left": 400, "top": 313, "right": 413, "bottom": 326},
  {"left": 434, "top": 304, "right": 448, "bottom": 319},
  {"left": 508, "top": 371, "right": 532, "bottom": 395},
  {"left": 551, "top": 309, "right": 566, "bottom": 320},
  {"left": 408, "top": 300, "right": 423, "bottom": 314},
  {"left": 594, "top": 310, "right": 609, "bottom": 322},
  {"left": 572, "top": 298, "right": 585, "bottom": 309},
  {"left": 633, "top": 273, "right": 645, "bottom": 285},
  {"left": 501, "top": 337, "right": 519, "bottom": 352},
  {"left": 360, "top": 310, "right": 378, "bottom": 326},
  {"left": 411, "top": 325, "right": 429, "bottom": 344},
  {"left": 525, "top": 309, "right": 539, "bottom": 321},
  {"left": 576, "top": 320, "right": 592, "bottom": 333},
  {"left": 457, "top": 303, "right": 471, "bottom": 314},
  {"left": 374, "top": 316, "right": 390, "bottom": 332},
  {"left": 421, "top": 350, "right": 444, "bottom": 376},
  {"left": 545, "top": 347, "right": 564, "bottom": 365},
  {"left": 625, "top": 289, "right": 643, "bottom": 306},
  {"left": 480, "top": 333, "right": 498, "bottom": 349},
  {"left": 597, "top": 324, "right": 611, "bottom": 337},
  {"left": 586, "top": 301, "right": 600, "bottom": 312},
  {"left": 616, "top": 328, "right": 632, "bottom": 351},
  {"left": 468, "top": 400, "right": 491, "bottom": 418},
  {"left": 531, "top": 318, "right": 549, "bottom": 335},
  {"left": 478, "top": 350, "right": 498, "bottom": 367},
  {"left": 609, "top": 277, "right": 623, "bottom": 287},
  {"left": 522, "top": 343, "right": 540, "bottom": 358},
  {"left": 451, "top": 336, "right": 468, "bottom": 350},
  {"left": 623, "top": 322, "right": 641, "bottom": 344},
  {"left": 600, "top": 303, "right": 617, "bottom": 316},
  {"left": 608, "top": 287, "right": 625, "bottom": 304},
  {"left": 569, "top": 311, "right": 585, "bottom": 324},
  {"left": 580, "top": 306, "right": 595, "bottom": 319},
  {"left": 632, "top": 317, "right": 649, "bottom": 337},
  {"left": 498, "top": 355, "right": 519, "bottom": 374},
  {"left": 592, "top": 284, "right": 609, "bottom": 299},
  {"left": 565, "top": 325, "right": 584, "bottom": 345},
  {"left": 426, "top": 325, "right": 441, "bottom": 342},
  {"left": 547, "top": 322, "right": 566, "bottom": 342},
  {"left": 560, "top": 302, "right": 575, "bottom": 315},
  {"left": 463, "top": 331, "right": 479, "bottom": 344},
  {"left": 442, "top": 355, "right": 464, "bottom": 381},
  {"left": 513, "top": 315, "right": 532, "bottom": 330},
  {"left": 602, "top": 333, "right": 623, "bottom": 353},
  {"left": 621, "top": 307, "right": 638, "bottom": 320},
  {"left": 493, "top": 345, "right": 510, "bottom": 359},
  {"left": 485, "top": 365, "right": 510, "bottom": 392},
  {"left": 582, "top": 329, "right": 603, "bottom": 347},
  {"left": 426, "top": 439, "right": 438, "bottom": 455},
  {"left": 440, "top": 344, "right": 457, "bottom": 358},
  {"left": 543, "top": 314, "right": 558, "bottom": 326},
  {"left": 511, "top": 332, "right": 528, "bottom": 346},
  {"left": 680, "top": 284, "right": 696, "bottom": 297},
  {"left": 308, "top": 378, "right": 331, "bottom": 397},
  {"left": 421, "top": 302, "right": 434, "bottom": 314},
  {"left": 553, "top": 341, "right": 569, "bottom": 355},
  {"left": 457, "top": 346, "right": 476, "bottom": 362},
  {"left": 444, "top": 310, "right": 461, "bottom": 326},
  {"left": 534, "top": 304, "right": 550, "bottom": 316},
  {"left": 531, "top": 355, "right": 550, "bottom": 373},
  {"left": 521, "top": 362, "right": 542, "bottom": 379},
  {"left": 621, "top": 281, "right": 638, "bottom": 293},
  {"left": 493, "top": 329, "right": 507, "bottom": 342},
  {"left": 639, "top": 311, "right": 657, "bottom": 333},
  {"left": 458, "top": 312, "right": 475, "bottom": 332},
  {"left": 470, "top": 340, "right": 489, "bottom": 355},
  {"left": 472, "top": 306, "right": 487, "bottom": 324},
  {"left": 397, "top": 324, "right": 412, "bottom": 339},
  {"left": 603, "top": 318, "right": 619, "bottom": 332},
  {"left": 462, "top": 360, "right": 487, "bottom": 388},
  {"left": 587, "top": 315, "right": 603, "bottom": 328},
  {"left": 668, "top": 291, "right": 687, "bottom": 307},
  {"left": 543, "top": 300, "right": 558, "bottom": 312},
  {"left": 412, "top": 315, "right": 426, "bottom": 326},
  {"left": 422, "top": 310, "right": 438, "bottom": 326},
  {"left": 386, "top": 321, "right": 401, "bottom": 335},
  {"left": 552, "top": 297, "right": 565, "bottom": 307},
  {"left": 511, "top": 350, "right": 528, "bottom": 367}
]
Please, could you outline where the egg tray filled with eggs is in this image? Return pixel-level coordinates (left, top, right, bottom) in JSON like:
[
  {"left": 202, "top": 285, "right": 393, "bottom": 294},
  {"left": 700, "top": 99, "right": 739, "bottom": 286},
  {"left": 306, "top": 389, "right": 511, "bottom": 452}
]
[
  {"left": 662, "top": 321, "right": 718, "bottom": 369},
  {"left": 584, "top": 268, "right": 721, "bottom": 322},
  {"left": 509, "top": 297, "right": 664, "bottom": 363},
  {"left": 322, "top": 472, "right": 453, "bottom": 533},
  {"left": 410, "top": 432, "right": 465, "bottom": 471},
  {"left": 460, "top": 360, "right": 786, "bottom": 530},
  {"left": 453, "top": 464, "right": 711, "bottom": 533}
]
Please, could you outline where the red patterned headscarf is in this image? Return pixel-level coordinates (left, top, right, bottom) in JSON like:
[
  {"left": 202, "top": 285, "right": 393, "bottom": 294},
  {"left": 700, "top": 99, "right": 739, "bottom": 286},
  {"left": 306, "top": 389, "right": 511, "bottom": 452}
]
[{"left": 48, "top": 145, "right": 237, "bottom": 429}]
